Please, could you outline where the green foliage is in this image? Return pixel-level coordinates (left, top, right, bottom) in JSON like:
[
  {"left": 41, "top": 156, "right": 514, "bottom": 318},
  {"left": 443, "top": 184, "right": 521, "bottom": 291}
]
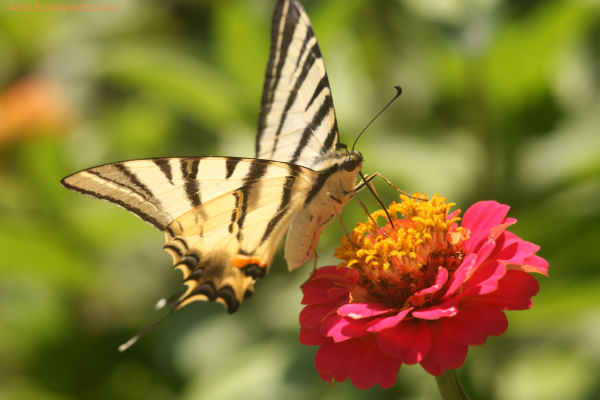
[{"left": 1, "top": 0, "right": 599, "bottom": 399}]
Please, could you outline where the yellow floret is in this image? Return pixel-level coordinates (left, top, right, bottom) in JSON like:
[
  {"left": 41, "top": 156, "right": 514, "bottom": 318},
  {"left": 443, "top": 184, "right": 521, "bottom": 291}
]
[{"left": 335, "top": 193, "right": 462, "bottom": 275}]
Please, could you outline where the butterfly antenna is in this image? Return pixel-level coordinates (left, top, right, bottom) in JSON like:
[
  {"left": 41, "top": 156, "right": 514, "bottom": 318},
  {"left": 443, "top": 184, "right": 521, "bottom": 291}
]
[
  {"left": 352, "top": 85, "right": 402, "bottom": 152},
  {"left": 351, "top": 85, "right": 402, "bottom": 224}
]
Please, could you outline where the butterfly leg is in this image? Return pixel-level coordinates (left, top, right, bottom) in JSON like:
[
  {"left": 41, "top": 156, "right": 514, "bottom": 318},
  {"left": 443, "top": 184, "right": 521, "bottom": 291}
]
[
  {"left": 349, "top": 190, "right": 387, "bottom": 235},
  {"left": 326, "top": 192, "right": 360, "bottom": 249},
  {"left": 300, "top": 245, "right": 320, "bottom": 288},
  {"left": 352, "top": 172, "right": 424, "bottom": 200},
  {"left": 344, "top": 178, "right": 393, "bottom": 238}
]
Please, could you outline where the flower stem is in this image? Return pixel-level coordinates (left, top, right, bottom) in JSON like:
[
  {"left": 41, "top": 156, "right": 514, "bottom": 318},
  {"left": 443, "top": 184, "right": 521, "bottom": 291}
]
[{"left": 435, "top": 369, "right": 470, "bottom": 400}]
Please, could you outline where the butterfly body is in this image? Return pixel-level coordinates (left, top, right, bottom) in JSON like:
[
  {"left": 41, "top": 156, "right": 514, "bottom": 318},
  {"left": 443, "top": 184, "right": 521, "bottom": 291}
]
[{"left": 61, "top": 0, "right": 364, "bottom": 315}]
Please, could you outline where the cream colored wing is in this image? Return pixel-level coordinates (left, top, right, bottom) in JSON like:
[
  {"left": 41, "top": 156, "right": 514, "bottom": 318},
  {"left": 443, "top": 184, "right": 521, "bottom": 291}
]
[
  {"left": 61, "top": 157, "right": 316, "bottom": 312},
  {"left": 256, "top": 0, "right": 341, "bottom": 169}
]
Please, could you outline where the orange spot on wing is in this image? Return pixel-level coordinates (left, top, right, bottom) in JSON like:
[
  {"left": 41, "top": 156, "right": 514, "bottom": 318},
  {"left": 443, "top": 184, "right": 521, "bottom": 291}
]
[{"left": 232, "top": 257, "right": 265, "bottom": 269}]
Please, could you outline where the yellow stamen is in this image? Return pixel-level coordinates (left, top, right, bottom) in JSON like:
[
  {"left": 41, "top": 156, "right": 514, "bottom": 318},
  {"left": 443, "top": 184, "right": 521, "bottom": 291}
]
[{"left": 334, "top": 193, "right": 465, "bottom": 306}]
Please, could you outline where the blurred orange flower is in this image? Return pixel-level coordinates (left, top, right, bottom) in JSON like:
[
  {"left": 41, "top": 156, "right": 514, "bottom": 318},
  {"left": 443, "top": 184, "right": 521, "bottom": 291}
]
[{"left": 0, "top": 76, "right": 77, "bottom": 147}]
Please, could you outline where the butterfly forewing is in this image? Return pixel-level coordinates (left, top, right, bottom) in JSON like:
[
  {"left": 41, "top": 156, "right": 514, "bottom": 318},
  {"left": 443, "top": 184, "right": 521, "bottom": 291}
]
[{"left": 256, "top": 0, "right": 340, "bottom": 168}]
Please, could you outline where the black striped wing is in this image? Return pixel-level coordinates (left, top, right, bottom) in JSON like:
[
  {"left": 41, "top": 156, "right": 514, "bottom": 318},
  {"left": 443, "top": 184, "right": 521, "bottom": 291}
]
[
  {"left": 256, "top": 0, "right": 340, "bottom": 169},
  {"left": 61, "top": 157, "right": 316, "bottom": 312}
]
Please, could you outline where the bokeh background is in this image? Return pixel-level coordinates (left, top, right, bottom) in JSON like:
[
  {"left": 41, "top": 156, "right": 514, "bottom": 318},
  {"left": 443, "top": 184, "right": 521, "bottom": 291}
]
[{"left": 1, "top": 0, "right": 600, "bottom": 399}]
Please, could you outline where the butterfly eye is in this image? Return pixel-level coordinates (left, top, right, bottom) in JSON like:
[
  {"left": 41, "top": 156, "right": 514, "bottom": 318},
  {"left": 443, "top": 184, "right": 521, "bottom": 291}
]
[{"left": 343, "top": 157, "right": 356, "bottom": 172}]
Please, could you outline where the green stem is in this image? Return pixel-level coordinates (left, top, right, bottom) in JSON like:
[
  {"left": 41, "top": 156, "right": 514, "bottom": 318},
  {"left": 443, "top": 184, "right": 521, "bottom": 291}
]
[{"left": 435, "top": 369, "right": 470, "bottom": 400}]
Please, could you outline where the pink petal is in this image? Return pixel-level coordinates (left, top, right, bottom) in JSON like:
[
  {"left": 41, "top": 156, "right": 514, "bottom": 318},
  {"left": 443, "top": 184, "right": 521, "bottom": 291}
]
[
  {"left": 490, "top": 236, "right": 539, "bottom": 265},
  {"left": 474, "top": 233, "right": 501, "bottom": 264},
  {"left": 447, "top": 209, "right": 461, "bottom": 220},
  {"left": 337, "top": 302, "right": 394, "bottom": 319},
  {"left": 457, "top": 261, "right": 506, "bottom": 299},
  {"left": 444, "top": 253, "right": 477, "bottom": 298},
  {"left": 412, "top": 297, "right": 460, "bottom": 320},
  {"left": 311, "top": 265, "right": 357, "bottom": 280},
  {"left": 519, "top": 254, "right": 549, "bottom": 276},
  {"left": 315, "top": 337, "right": 364, "bottom": 383},
  {"left": 378, "top": 319, "right": 432, "bottom": 364},
  {"left": 419, "top": 320, "right": 469, "bottom": 376},
  {"left": 462, "top": 201, "right": 510, "bottom": 243},
  {"left": 413, "top": 267, "right": 449, "bottom": 296},
  {"left": 327, "top": 286, "right": 354, "bottom": 298},
  {"left": 441, "top": 299, "right": 508, "bottom": 346},
  {"left": 444, "top": 237, "right": 499, "bottom": 298},
  {"left": 301, "top": 281, "right": 349, "bottom": 304},
  {"left": 319, "top": 372, "right": 333, "bottom": 387},
  {"left": 321, "top": 314, "right": 369, "bottom": 342},
  {"left": 301, "top": 268, "right": 357, "bottom": 304},
  {"left": 477, "top": 270, "right": 539, "bottom": 310},
  {"left": 366, "top": 307, "right": 413, "bottom": 332},
  {"left": 299, "top": 325, "right": 327, "bottom": 346},
  {"left": 489, "top": 230, "right": 523, "bottom": 258},
  {"left": 465, "top": 219, "right": 514, "bottom": 257},
  {"left": 300, "top": 302, "right": 342, "bottom": 328},
  {"left": 349, "top": 335, "right": 402, "bottom": 389},
  {"left": 502, "top": 217, "right": 517, "bottom": 225}
]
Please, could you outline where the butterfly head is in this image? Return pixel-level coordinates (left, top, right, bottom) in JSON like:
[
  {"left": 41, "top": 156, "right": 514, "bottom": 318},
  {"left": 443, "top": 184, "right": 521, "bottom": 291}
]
[{"left": 343, "top": 150, "right": 363, "bottom": 172}]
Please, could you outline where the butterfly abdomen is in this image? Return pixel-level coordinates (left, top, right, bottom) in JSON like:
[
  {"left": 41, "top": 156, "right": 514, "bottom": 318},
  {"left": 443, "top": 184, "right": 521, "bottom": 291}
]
[{"left": 284, "top": 151, "right": 363, "bottom": 270}]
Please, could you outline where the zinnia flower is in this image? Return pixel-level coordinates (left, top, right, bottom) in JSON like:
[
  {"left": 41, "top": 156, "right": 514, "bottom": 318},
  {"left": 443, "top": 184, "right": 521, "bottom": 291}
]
[{"left": 299, "top": 194, "right": 548, "bottom": 389}]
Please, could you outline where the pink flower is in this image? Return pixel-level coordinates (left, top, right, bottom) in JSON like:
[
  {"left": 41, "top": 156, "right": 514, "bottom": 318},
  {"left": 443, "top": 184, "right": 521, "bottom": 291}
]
[{"left": 299, "top": 195, "right": 548, "bottom": 389}]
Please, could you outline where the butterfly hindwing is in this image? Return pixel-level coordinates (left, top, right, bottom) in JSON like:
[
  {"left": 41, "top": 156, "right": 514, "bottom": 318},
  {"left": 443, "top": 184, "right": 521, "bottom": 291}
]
[
  {"left": 256, "top": 0, "right": 340, "bottom": 168},
  {"left": 61, "top": 157, "right": 317, "bottom": 312},
  {"left": 163, "top": 164, "right": 316, "bottom": 312}
]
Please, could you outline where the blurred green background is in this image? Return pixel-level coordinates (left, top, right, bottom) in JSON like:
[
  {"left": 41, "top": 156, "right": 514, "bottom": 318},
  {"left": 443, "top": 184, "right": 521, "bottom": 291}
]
[{"left": 1, "top": 0, "right": 599, "bottom": 399}]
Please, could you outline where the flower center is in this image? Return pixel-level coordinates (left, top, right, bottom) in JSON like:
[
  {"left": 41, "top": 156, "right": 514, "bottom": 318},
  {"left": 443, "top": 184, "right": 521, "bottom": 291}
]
[{"left": 334, "top": 193, "right": 466, "bottom": 307}]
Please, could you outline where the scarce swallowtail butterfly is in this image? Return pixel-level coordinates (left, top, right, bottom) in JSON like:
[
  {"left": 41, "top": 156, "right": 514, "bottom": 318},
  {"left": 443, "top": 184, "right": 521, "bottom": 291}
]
[{"left": 62, "top": 0, "right": 365, "bottom": 319}]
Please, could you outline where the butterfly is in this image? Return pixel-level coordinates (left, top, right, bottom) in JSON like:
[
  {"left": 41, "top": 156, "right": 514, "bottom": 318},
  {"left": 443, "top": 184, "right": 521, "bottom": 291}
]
[{"left": 61, "top": 0, "right": 366, "bottom": 321}]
